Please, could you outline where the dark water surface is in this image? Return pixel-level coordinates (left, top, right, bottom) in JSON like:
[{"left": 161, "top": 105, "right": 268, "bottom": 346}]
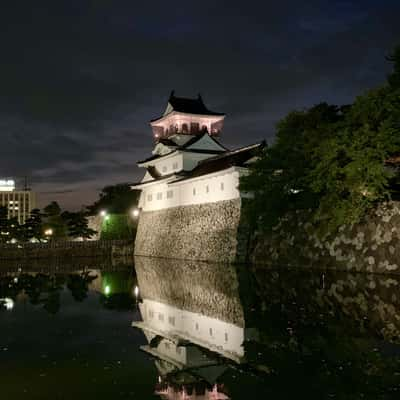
[{"left": 0, "top": 258, "right": 399, "bottom": 399}]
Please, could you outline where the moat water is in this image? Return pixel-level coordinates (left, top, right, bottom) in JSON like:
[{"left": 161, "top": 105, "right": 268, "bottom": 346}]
[{"left": 0, "top": 258, "right": 399, "bottom": 399}]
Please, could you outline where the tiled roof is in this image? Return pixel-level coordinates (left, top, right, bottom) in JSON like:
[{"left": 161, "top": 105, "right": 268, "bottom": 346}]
[
  {"left": 167, "top": 91, "right": 225, "bottom": 116},
  {"left": 137, "top": 134, "right": 227, "bottom": 165},
  {"left": 150, "top": 91, "right": 225, "bottom": 122},
  {"left": 170, "top": 142, "right": 265, "bottom": 183}
]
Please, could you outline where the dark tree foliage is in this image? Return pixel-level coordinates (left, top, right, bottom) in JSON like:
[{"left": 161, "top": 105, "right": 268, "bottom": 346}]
[
  {"left": 387, "top": 45, "right": 400, "bottom": 89},
  {"left": 61, "top": 211, "right": 97, "bottom": 239},
  {"left": 100, "top": 214, "right": 134, "bottom": 240},
  {"left": 241, "top": 47, "right": 400, "bottom": 235},
  {"left": 0, "top": 206, "right": 11, "bottom": 243},
  {"left": 241, "top": 103, "right": 346, "bottom": 232},
  {"left": 86, "top": 184, "right": 140, "bottom": 215},
  {"left": 22, "top": 208, "right": 44, "bottom": 241},
  {"left": 43, "top": 201, "right": 67, "bottom": 239}
]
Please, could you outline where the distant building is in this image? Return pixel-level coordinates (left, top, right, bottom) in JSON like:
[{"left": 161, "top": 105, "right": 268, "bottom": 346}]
[{"left": 0, "top": 179, "right": 36, "bottom": 224}]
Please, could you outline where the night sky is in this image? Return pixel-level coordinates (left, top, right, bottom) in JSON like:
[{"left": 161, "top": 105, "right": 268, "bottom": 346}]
[{"left": 1, "top": 1, "right": 399, "bottom": 210}]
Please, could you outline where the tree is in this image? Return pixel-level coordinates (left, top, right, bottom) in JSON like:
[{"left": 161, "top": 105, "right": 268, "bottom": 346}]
[
  {"left": 100, "top": 214, "right": 134, "bottom": 240},
  {"left": 86, "top": 184, "right": 140, "bottom": 215},
  {"left": 0, "top": 206, "right": 10, "bottom": 243},
  {"left": 309, "top": 85, "right": 400, "bottom": 232},
  {"left": 62, "top": 211, "right": 97, "bottom": 240},
  {"left": 22, "top": 208, "right": 44, "bottom": 241},
  {"left": 387, "top": 45, "right": 400, "bottom": 89},
  {"left": 43, "top": 201, "right": 67, "bottom": 239},
  {"left": 240, "top": 103, "right": 345, "bottom": 232}
]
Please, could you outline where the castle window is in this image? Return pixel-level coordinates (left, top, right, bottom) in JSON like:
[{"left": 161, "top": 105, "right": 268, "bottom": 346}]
[
  {"left": 149, "top": 310, "right": 154, "bottom": 318},
  {"left": 195, "top": 323, "right": 199, "bottom": 331},
  {"left": 220, "top": 182, "right": 224, "bottom": 191},
  {"left": 193, "top": 187, "right": 196, "bottom": 196},
  {"left": 173, "top": 162, "right": 178, "bottom": 170},
  {"left": 181, "top": 123, "right": 189, "bottom": 133},
  {"left": 168, "top": 316, "right": 175, "bottom": 326},
  {"left": 157, "top": 192, "right": 162, "bottom": 200},
  {"left": 176, "top": 347, "right": 182, "bottom": 354},
  {"left": 164, "top": 342, "right": 170, "bottom": 349},
  {"left": 190, "top": 122, "right": 200, "bottom": 133},
  {"left": 158, "top": 313, "right": 164, "bottom": 322},
  {"left": 225, "top": 332, "right": 228, "bottom": 342},
  {"left": 147, "top": 194, "right": 153, "bottom": 202},
  {"left": 206, "top": 185, "right": 209, "bottom": 193},
  {"left": 162, "top": 166, "right": 167, "bottom": 173},
  {"left": 209, "top": 328, "right": 213, "bottom": 336},
  {"left": 167, "top": 190, "right": 173, "bottom": 199}
]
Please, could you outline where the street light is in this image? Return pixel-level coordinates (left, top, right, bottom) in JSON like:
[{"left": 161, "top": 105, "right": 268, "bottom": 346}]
[
  {"left": 100, "top": 210, "right": 107, "bottom": 217},
  {"left": 131, "top": 208, "right": 140, "bottom": 218},
  {"left": 44, "top": 228, "right": 53, "bottom": 236}
]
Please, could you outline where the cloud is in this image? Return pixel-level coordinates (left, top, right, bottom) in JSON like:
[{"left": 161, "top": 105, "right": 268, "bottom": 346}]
[{"left": 0, "top": 0, "right": 399, "bottom": 209}]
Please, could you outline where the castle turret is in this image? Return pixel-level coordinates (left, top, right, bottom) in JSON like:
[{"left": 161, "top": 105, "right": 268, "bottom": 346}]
[{"left": 150, "top": 91, "right": 225, "bottom": 141}]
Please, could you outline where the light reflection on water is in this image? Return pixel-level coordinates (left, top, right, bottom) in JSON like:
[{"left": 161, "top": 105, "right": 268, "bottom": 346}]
[{"left": 0, "top": 259, "right": 399, "bottom": 399}]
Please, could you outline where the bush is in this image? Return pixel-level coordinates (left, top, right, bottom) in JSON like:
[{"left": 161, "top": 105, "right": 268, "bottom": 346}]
[{"left": 100, "top": 214, "right": 135, "bottom": 240}]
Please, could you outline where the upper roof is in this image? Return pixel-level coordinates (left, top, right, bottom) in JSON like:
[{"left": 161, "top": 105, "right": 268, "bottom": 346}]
[
  {"left": 150, "top": 91, "right": 225, "bottom": 122},
  {"left": 137, "top": 133, "right": 227, "bottom": 165}
]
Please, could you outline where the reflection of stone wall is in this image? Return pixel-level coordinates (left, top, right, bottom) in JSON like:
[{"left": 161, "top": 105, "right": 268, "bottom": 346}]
[
  {"left": 252, "top": 202, "right": 400, "bottom": 274},
  {"left": 134, "top": 256, "right": 245, "bottom": 326},
  {"left": 251, "top": 267, "right": 400, "bottom": 343},
  {"left": 134, "top": 200, "right": 243, "bottom": 262}
]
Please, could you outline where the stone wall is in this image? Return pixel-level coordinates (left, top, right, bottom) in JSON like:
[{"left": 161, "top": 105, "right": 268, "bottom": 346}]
[
  {"left": 252, "top": 201, "right": 400, "bottom": 274},
  {"left": 0, "top": 240, "right": 134, "bottom": 261},
  {"left": 134, "top": 199, "right": 246, "bottom": 262}
]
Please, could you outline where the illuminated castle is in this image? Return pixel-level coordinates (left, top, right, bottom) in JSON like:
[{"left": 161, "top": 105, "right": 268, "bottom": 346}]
[{"left": 132, "top": 92, "right": 263, "bottom": 262}]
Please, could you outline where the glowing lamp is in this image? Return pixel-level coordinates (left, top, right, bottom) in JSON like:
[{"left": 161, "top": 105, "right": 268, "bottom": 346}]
[
  {"left": 1, "top": 298, "right": 14, "bottom": 311},
  {"left": 100, "top": 210, "right": 107, "bottom": 217},
  {"left": 132, "top": 208, "right": 140, "bottom": 218}
]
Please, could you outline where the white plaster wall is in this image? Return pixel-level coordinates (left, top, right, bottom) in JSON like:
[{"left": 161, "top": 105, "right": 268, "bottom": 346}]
[
  {"left": 152, "top": 154, "right": 183, "bottom": 176},
  {"left": 140, "top": 299, "right": 244, "bottom": 357},
  {"left": 139, "top": 169, "right": 240, "bottom": 212}
]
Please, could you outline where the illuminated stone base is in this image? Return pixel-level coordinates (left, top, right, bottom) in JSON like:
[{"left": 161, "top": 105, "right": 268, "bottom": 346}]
[{"left": 134, "top": 199, "right": 246, "bottom": 262}]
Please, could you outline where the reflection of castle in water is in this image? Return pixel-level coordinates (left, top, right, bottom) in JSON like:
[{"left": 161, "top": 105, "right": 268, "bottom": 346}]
[{"left": 133, "top": 256, "right": 259, "bottom": 399}]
